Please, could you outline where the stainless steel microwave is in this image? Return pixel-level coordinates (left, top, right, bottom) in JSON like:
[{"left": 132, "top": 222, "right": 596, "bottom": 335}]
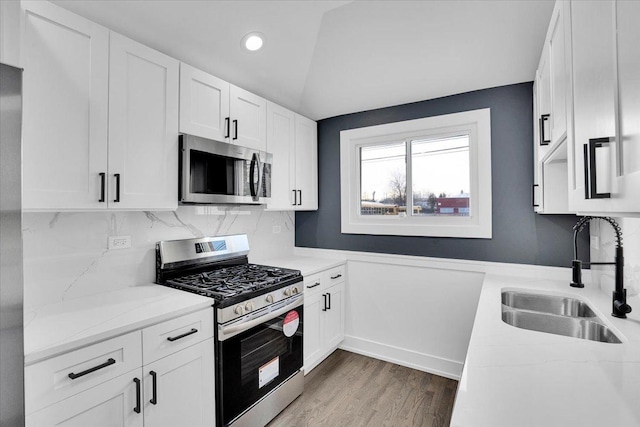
[{"left": 179, "top": 134, "right": 272, "bottom": 204}]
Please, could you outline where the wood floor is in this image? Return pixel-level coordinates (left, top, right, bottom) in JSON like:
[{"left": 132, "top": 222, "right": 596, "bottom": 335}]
[{"left": 267, "top": 350, "right": 458, "bottom": 427}]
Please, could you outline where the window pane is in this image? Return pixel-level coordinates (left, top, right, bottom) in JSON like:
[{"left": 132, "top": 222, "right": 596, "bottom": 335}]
[
  {"left": 360, "top": 142, "right": 406, "bottom": 216},
  {"left": 411, "top": 135, "right": 470, "bottom": 216}
]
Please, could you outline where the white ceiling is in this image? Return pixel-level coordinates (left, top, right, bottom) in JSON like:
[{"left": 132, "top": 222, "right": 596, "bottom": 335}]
[{"left": 52, "top": 0, "right": 554, "bottom": 121}]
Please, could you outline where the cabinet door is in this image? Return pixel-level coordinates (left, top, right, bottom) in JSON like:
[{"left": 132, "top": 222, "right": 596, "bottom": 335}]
[
  {"left": 26, "top": 371, "right": 143, "bottom": 427},
  {"left": 324, "top": 281, "right": 345, "bottom": 351},
  {"left": 537, "top": 44, "right": 551, "bottom": 147},
  {"left": 532, "top": 79, "right": 543, "bottom": 212},
  {"left": 294, "top": 114, "right": 318, "bottom": 210},
  {"left": 108, "top": 32, "right": 179, "bottom": 210},
  {"left": 21, "top": 1, "right": 109, "bottom": 210},
  {"left": 179, "top": 63, "right": 230, "bottom": 142},
  {"left": 548, "top": 2, "right": 568, "bottom": 145},
  {"left": 568, "top": 0, "right": 617, "bottom": 213},
  {"left": 303, "top": 291, "right": 324, "bottom": 374},
  {"left": 266, "top": 102, "right": 296, "bottom": 210},
  {"left": 613, "top": 0, "right": 640, "bottom": 213},
  {"left": 143, "top": 339, "right": 215, "bottom": 427},
  {"left": 230, "top": 84, "right": 266, "bottom": 151}
]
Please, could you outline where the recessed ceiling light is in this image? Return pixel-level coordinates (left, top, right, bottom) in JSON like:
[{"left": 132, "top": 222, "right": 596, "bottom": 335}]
[{"left": 242, "top": 32, "right": 265, "bottom": 52}]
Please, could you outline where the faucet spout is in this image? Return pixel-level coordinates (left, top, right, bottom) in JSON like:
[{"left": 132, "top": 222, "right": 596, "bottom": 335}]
[{"left": 570, "top": 216, "right": 632, "bottom": 318}]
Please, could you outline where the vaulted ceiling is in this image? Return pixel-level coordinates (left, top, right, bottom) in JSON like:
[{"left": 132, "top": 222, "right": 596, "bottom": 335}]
[{"left": 52, "top": 0, "right": 554, "bottom": 120}]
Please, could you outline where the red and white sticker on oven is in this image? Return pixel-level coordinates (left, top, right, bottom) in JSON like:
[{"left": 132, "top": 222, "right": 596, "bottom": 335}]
[{"left": 282, "top": 310, "right": 299, "bottom": 337}]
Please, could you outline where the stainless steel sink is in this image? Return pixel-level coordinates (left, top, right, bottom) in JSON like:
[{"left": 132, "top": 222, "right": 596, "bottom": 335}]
[
  {"left": 501, "top": 290, "right": 622, "bottom": 344},
  {"left": 502, "top": 306, "right": 622, "bottom": 343},
  {"left": 502, "top": 290, "right": 597, "bottom": 318}
]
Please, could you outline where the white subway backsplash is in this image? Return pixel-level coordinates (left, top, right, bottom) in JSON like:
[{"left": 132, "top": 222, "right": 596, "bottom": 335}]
[{"left": 22, "top": 206, "right": 294, "bottom": 314}]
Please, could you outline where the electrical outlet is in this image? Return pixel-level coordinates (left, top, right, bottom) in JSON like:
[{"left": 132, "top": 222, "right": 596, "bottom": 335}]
[
  {"left": 590, "top": 236, "right": 600, "bottom": 250},
  {"left": 272, "top": 225, "right": 281, "bottom": 234},
  {"left": 108, "top": 235, "right": 131, "bottom": 250}
]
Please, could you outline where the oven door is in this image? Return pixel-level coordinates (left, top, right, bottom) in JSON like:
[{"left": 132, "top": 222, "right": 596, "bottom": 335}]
[
  {"left": 180, "top": 134, "right": 272, "bottom": 204},
  {"left": 217, "top": 297, "right": 303, "bottom": 426}
]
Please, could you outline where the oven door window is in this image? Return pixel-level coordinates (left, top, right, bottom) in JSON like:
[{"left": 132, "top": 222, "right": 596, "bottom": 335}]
[{"left": 218, "top": 306, "right": 303, "bottom": 425}]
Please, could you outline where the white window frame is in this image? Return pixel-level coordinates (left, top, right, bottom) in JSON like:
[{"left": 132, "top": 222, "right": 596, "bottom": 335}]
[{"left": 340, "top": 108, "right": 492, "bottom": 238}]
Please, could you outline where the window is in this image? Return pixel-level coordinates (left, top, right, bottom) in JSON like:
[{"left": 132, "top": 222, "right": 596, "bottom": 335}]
[{"left": 340, "top": 109, "right": 492, "bottom": 238}]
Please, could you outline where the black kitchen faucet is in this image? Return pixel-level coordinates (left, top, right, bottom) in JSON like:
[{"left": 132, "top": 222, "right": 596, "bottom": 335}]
[{"left": 570, "top": 216, "right": 632, "bottom": 318}]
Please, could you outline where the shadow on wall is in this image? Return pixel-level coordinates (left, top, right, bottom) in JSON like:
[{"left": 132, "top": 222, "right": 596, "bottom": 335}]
[{"left": 295, "top": 82, "right": 588, "bottom": 268}]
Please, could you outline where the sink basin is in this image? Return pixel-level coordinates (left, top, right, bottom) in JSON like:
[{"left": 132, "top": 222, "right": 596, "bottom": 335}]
[
  {"left": 502, "top": 290, "right": 597, "bottom": 318},
  {"left": 502, "top": 306, "right": 622, "bottom": 343}
]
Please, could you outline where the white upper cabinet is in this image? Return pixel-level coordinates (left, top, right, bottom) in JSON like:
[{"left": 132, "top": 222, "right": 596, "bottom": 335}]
[
  {"left": 21, "top": 1, "right": 179, "bottom": 211},
  {"left": 548, "top": 3, "right": 568, "bottom": 145},
  {"left": 266, "top": 102, "right": 318, "bottom": 211},
  {"left": 179, "top": 63, "right": 230, "bottom": 142},
  {"left": 108, "top": 32, "right": 179, "bottom": 210},
  {"left": 566, "top": 0, "right": 640, "bottom": 215},
  {"left": 21, "top": 1, "right": 109, "bottom": 210},
  {"left": 178, "top": 64, "right": 267, "bottom": 151},
  {"left": 230, "top": 84, "right": 267, "bottom": 151},
  {"left": 612, "top": 0, "right": 640, "bottom": 213}
]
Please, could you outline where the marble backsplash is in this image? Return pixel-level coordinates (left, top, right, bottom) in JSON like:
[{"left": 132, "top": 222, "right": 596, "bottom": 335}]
[
  {"left": 590, "top": 217, "right": 640, "bottom": 297},
  {"left": 22, "top": 206, "right": 295, "bottom": 315}
]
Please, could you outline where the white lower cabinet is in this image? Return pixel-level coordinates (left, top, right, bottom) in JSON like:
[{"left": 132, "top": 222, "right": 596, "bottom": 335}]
[
  {"left": 303, "top": 265, "right": 346, "bottom": 374},
  {"left": 25, "top": 309, "right": 215, "bottom": 427}
]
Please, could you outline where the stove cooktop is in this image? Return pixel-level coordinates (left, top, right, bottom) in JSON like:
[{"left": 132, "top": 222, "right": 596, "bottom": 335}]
[{"left": 163, "top": 263, "right": 302, "bottom": 307}]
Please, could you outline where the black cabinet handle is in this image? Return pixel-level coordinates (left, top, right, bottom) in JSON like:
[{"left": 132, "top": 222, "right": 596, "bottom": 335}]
[
  {"left": 133, "top": 377, "right": 141, "bottom": 414},
  {"left": 113, "top": 173, "right": 121, "bottom": 203},
  {"left": 99, "top": 173, "right": 106, "bottom": 202},
  {"left": 232, "top": 119, "right": 238, "bottom": 140},
  {"left": 532, "top": 184, "right": 539, "bottom": 207},
  {"left": 322, "top": 294, "right": 328, "bottom": 311},
  {"left": 224, "top": 117, "right": 230, "bottom": 138},
  {"left": 330, "top": 274, "right": 342, "bottom": 280},
  {"left": 167, "top": 328, "right": 198, "bottom": 342},
  {"left": 539, "top": 114, "right": 550, "bottom": 145},
  {"left": 150, "top": 370, "right": 158, "bottom": 405},
  {"left": 307, "top": 282, "right": 320, "bottom": 289},
  {"left": 586, "top": 137, "right": 612, "bottom": 199},
  {"left": 68, "top": 358, "right": 116, "bottom": 380},
  {"left": 328, "top": 292, "right": 332, "bottom": 310},
  {"left": 292, "top": 189, "right": 297, "bottom": 206},
  {"left": 298, "top": 190, "right": 302, "bottom": 206}
]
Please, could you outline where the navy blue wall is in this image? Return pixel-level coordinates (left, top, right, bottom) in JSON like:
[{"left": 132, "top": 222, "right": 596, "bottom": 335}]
[{"left": 295, "top": 83, "right": 588, "bottom": 267}]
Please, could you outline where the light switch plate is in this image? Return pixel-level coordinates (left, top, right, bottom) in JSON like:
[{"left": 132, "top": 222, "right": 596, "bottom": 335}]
[{"left": 590, "top": 236, "right": 600, "bottom": 250}]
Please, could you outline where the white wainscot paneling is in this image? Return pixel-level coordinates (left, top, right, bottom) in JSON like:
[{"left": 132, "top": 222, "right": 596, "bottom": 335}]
[{"left": 341, "top": 260, "right": 483, "bottom": 380}]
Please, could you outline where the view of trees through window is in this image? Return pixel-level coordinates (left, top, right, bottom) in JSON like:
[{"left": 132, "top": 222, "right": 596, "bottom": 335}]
[{"left": 360, "top": 135, "right": 470, "bottom": 216}]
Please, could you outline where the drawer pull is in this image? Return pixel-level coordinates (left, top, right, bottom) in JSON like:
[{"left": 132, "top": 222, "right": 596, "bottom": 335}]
[
  {"left": 133, "top": 378, "right": 141, "bottom": 414},
  {"left": 330, "top": 274, "right": 342, "bottom": 280},
  {"left": 150, "top": 370, "right": 158, "bottom": 405},
  {"left": 68, "top": 358, "right": 116, "bottom": 380},
  {"left": 167, "top": 328, "right": 198, "bottom": 342},
  {"left": 307, "top": 282, "right": 321, "bottom": 289}
]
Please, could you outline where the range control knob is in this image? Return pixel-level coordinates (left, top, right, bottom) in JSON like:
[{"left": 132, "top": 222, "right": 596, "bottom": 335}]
[
  {"left": 234, "top": 305, "right": 243, "bottom": 315},
  {"left": 245, "top": 302, "right": 254, "bottom": 312},
  {"left": 292, "top": 286, "right": 299, "bottom": 295},
  {"left": 283, "top": 288, "right": 292, "bottom": 297},
  {"left": 265, "top": 294, "right": 274, "bottom": 304}
]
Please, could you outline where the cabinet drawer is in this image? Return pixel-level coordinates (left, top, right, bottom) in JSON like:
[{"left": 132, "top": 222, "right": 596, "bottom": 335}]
[
  {"left": 323, "top": 265, "right": 346, "bottom": 286},
  {"left": 142, "top": 308, "right": 213, "bottom": 365},
  {"left": 25, "top": 331, "right": 142, "bottom": 415},
  {"left": 303, "top": 274, "right": 322, "bottom": 296}
]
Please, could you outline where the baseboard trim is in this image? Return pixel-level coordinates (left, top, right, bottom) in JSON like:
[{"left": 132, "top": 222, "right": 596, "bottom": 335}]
[{"left": 339, "top": 335, "right": 462, "bottom": 381}]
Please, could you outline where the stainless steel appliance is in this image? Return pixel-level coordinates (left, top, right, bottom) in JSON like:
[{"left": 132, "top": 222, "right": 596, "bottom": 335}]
[
  {"left": 0, "top": 63, "right": 25, "bottom": 426},
  {"left": 179, "top": 134, "right": 272, "bottom": 205},
  {"left": 156, "top": 235, "right": 303, "bottom": 427}
]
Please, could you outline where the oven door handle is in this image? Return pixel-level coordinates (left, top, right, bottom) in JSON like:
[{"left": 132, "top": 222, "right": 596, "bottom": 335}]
[{"left": 219, "top": 296, "right": 303, "bottom": 341}]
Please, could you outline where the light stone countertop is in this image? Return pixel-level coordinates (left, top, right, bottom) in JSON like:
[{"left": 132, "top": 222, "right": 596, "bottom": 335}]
[
  {"left": 261, "top": 255, "right": 346, "bottom": 277},
  {"left": 23, "top": 284, "right": 213, "bottom": 365},
  {"left": 451, "top": 274, "right": 640, "bottom": 427}
]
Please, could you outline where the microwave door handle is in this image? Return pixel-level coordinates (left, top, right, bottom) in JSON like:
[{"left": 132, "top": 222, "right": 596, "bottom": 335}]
[{"left": 249, "top": 153, "right": 261, "bottom": 201}]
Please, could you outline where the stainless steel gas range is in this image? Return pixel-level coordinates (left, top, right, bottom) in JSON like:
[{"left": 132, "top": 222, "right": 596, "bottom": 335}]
[{"left": 156, "top": 234, "right": 303, "bottom": 427}]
